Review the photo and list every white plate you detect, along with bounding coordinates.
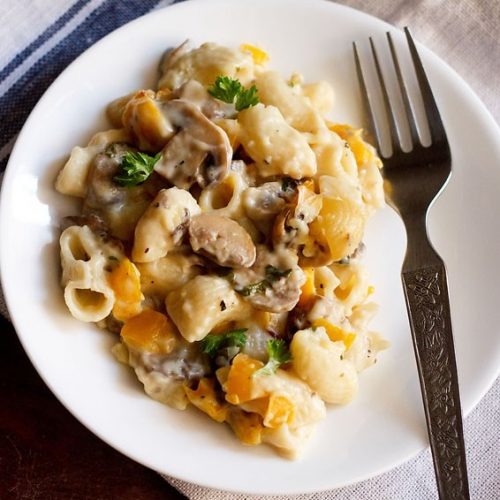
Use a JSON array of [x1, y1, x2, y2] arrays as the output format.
[[1, 0, 499, 495]]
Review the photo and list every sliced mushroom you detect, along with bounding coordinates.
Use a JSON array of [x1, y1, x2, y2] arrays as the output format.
[[232, 245, 306, 313], [82, 143, 166, 241], [242, 181, 295, 235], [272, 181, 322, 247], [188, 213, 256, 268], [243, 182, 286, 218], [132, 187, 201, 263], [154, 99, 232, 189], [170, 79, 230, 119]]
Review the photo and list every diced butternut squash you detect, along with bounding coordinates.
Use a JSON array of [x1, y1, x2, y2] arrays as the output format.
[[121, 309, 177, 354], [264, 394, 295, 429], [122, 90, 174, 152], [240, 44, 269, 65], [225, 354, 264, 405], [227, 409, 263, 446], [312, 318, 356, 350], [254, 310, 271, 330], [298, 267, 316, 307], [243, 395, 295, 429], [108, 258, 143, 321], [184, 378, 228, 423], [328, 123, 381, 169]]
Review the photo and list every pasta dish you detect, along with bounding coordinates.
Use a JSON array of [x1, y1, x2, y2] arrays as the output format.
[[55, 41, 388, 458]]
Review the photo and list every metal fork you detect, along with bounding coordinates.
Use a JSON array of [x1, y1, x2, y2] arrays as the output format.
[[353, 28, 470, 500]]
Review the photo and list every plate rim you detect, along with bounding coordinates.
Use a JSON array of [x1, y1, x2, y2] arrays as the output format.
[[1, 0, 500, 494]]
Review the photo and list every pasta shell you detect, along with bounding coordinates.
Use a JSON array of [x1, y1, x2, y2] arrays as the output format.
[[309, 197, 366, 262]]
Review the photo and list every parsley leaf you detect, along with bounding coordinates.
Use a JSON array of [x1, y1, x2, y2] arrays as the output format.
[[113, 151, 161, 187], [265, 265, 292, 281], [208, 76, 259, 111], [236, 266, 292, 297], [255, 339, 292, 376], [208, 76, 243, 103], [235, 84, 259, 111], [237, 280, 269, 297], [201, 329, 248, 358]]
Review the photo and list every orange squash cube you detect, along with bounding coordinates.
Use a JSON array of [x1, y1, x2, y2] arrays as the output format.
[[225, 354, 264, 405], [120, 309, 177, 354], [184, 378, 228, 423], [108, 258, 143, 321]]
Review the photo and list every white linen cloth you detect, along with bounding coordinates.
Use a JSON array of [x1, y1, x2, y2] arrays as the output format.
[[1, 1, 498, 498]]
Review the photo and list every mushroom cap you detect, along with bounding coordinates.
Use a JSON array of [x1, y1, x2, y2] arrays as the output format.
[[154, 99, 232, 189], [188, 213, 256, 268], [232, 245, 306, 313]]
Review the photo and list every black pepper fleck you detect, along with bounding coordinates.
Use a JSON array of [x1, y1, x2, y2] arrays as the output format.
[[220, 300, 226, 311]]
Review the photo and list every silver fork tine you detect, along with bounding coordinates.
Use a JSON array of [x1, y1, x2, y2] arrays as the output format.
[[369, 36, 402, 155], [353, 28, 470, 500], [404, 27, 447, 145], [352, 42, 383, 153], [387, 31, 420, 148]]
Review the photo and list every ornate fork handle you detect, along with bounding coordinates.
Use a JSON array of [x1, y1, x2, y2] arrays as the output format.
[[402, 256, 470, 500]]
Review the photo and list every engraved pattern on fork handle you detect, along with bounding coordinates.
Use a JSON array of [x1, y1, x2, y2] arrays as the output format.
[[402, 263, 470, 500]]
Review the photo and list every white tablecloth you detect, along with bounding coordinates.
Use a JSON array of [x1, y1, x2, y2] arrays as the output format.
[[1, 1, 498, 498]]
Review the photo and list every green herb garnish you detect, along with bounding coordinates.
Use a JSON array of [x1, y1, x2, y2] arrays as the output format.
[[237, 266, 292, 297], [235, 84, 259, 111], [255, 339, 292, 376], [113, 151, 161, 187], [201, 329, 248, 358], [265, 265, 292, 280], [208, 76, 259, 111], [238, 280, 269, 297]]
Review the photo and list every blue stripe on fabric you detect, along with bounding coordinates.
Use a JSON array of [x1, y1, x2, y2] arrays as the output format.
[[0, 0, 91, 84], [0, 0, 183, 168]]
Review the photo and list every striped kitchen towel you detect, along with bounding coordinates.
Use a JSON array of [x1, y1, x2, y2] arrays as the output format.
[[0, 0, 183, 172]]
